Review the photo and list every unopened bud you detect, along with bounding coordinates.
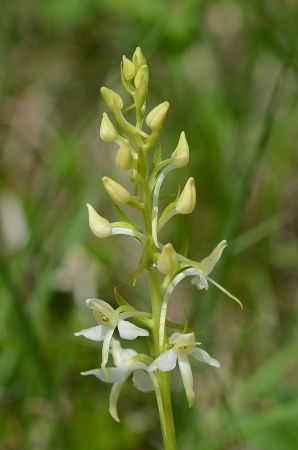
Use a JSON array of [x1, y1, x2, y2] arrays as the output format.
[[134, 65, 148, 88], [102, 176, 130, 205], [134, 64, 149, 108], [132, 47, 146, 70], [146, 102, 169, 130], [115, 141, 134, 171], [176, 177, 196, 214], [171, 131, 189, 168], [100, 87, 123, 111], [86, 203, 112, 238], [100, 113, 117, 142], [122, 56, 136, 80], [157, 243, 179, 275]]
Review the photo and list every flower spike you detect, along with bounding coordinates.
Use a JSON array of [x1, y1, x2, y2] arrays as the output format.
[[77, 47, 242, 441]]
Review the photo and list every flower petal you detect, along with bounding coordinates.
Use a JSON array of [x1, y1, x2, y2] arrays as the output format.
[[199, 240, 227, 275], [118, 319, 149, 340], [177, 353, 195, 408], [159, 267, 200, 349], [74, 325, 108, 341], [101, 327, 115, 369], [132, 369, 154, 392], [109, 379, 127, 422], [206, 276, 243, 308], [81, 367, 128, 383], [191, 348, 220, 368], [149, 349, 177, 372], [111, 338, 137, 367]]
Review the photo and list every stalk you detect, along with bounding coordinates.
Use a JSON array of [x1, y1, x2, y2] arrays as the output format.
[[142, 163, 177, 449]]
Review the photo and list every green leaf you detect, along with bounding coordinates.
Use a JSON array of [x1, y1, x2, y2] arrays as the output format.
[[179, 239, 189, 257], [114, 205, 135, 226], [128, 238, 151, 285], [114, 287, 130, 307]]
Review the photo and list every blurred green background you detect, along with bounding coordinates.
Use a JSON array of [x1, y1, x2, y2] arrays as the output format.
[[1, 0, 298, 449]]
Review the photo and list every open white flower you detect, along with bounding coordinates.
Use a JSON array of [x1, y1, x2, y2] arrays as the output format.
[[149, 332, 219, 407], [159, 240, 242, 348], [75, 299, 149, 369], [81, 339, 154, 421]]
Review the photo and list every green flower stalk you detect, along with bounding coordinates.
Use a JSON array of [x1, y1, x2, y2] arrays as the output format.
[[75, 47, 242, 450]]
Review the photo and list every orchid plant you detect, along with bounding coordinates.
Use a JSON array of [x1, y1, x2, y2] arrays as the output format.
[[75, 47, 242, 450]]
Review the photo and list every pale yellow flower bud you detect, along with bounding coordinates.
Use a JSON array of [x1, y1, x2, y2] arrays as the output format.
[[100, 113, 117, 142], [157, 243, 179, 275], [102, 176, 130, 205], [132, 47, 146, 70], [176, 177, 196, 214], [100, 87, 123, 111], [146, 101, 169, 130], [171, 131, 189, 168], [115, 141, 134, 171], [134, 64, 148, 88], [86, 203, 112, 238], [134, 64, 149, 108], [122, 55, 136, 80]]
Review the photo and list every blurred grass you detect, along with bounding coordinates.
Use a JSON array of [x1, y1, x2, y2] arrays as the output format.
[[1, 0, 298, 449]]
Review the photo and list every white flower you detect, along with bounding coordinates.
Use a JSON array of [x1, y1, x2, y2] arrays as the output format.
[[149, 332, 219, 407], [158, 240, 242, 348], [75, 299, 149, 369], [81, 339, 154, 422]]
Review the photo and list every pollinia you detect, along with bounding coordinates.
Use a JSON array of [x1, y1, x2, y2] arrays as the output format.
[[75, 47, 242, 450]]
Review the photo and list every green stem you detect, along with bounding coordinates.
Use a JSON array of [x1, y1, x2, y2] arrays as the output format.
[[142, 164, 177, 450], [149, 270, 177, 450]]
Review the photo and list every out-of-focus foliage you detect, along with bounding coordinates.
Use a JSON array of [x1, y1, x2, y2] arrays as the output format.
[[0, 0, 297, 449]]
